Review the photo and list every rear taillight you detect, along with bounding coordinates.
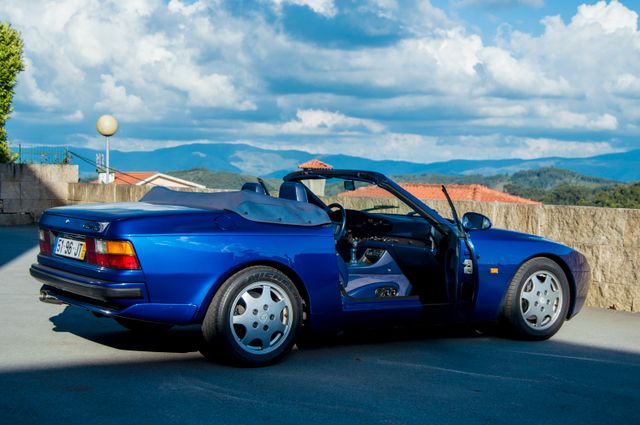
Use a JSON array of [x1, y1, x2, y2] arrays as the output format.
[[85, 238, 140, 270], [38, 229, 52, 255]]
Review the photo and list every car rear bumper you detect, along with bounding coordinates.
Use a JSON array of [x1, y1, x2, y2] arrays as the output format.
[[30, 263, 198, 325], [30, 263, 144, 301]]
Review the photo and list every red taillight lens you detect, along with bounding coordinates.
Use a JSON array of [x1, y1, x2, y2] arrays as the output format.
[[85, 238, 140, 270], [39, 229, 52, 255]]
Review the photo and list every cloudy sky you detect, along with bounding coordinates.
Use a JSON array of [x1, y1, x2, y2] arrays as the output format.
[[2, 0, 639, 163]]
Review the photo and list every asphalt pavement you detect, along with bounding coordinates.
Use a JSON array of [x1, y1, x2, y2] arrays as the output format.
[[1, 225, 639, 425]]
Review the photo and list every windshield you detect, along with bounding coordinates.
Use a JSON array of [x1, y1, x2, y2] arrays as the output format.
[[298, 177, 419, 216]]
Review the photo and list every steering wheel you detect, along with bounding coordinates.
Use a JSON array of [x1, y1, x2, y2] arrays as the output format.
[[325, 203, 347, 240]]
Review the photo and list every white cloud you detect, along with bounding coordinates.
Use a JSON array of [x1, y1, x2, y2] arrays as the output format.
[[20, 57, 59, 108], [63, 110, 84, 122], [94, 75, 150, 122], [268, 0, 337, 17], [511, 138, 621, 159], [571, 0, 637, 33], [454, 0, 544, 7], [3, 0, 638, 163], [281, 109, 385, 133], [247, 109, 385, 135]]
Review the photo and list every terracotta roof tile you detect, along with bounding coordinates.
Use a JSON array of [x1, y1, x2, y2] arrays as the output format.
[[113, 172, 158, 185], [298, 159, 333, 169], [339, 183, 541, 204]]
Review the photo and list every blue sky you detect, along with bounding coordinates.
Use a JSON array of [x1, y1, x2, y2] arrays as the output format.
[[2, 0, 640, 164]]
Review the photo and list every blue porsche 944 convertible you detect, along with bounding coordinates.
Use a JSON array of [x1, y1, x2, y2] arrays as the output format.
[[31, 169, 590, 365]]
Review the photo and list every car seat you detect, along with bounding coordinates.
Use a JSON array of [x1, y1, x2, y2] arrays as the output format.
[[241, 182, 267, 195], [278, 182, 308, 202]]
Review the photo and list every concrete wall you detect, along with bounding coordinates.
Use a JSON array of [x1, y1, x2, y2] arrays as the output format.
[[324, 196, 640, 312], [0, 164, 78, 225]]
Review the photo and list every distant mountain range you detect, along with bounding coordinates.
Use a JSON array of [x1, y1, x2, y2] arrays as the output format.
[[61, 143, 640, 181]]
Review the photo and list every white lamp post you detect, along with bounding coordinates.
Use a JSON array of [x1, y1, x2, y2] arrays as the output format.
[[96, 115, 119, 184]]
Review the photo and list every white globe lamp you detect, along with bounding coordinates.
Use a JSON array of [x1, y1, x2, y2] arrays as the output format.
[[96, 115, 119, 184]]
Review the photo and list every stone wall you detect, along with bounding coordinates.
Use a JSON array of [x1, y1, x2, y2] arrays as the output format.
[[0, 164, 78, 225], [43, 182, 640, 312], [324, 196, 639, 312], [67, 182, 230, 204]]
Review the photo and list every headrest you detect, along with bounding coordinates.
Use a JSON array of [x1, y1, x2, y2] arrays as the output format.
[[279, 181, 308, 202], [241, 182, 267, 195]]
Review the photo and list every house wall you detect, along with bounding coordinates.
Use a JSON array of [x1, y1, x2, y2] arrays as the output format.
[[144, 176, 202, 188], [0, 164, 78, 225]]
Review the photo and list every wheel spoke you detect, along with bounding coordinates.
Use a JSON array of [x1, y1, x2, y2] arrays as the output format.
[[260, 332, 273, 349], [270, 318, 286, 335], [241, 326, 261, 345], [232, 310, 253, 327], [259, 284, 274, 305], [241, 292, 259, 312], [521, 288, 536, 304]]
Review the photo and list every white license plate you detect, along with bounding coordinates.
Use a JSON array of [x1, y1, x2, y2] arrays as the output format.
[[54, 237, 86, 260]]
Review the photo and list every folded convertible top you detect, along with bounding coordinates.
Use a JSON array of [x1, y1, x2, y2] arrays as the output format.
[[140, 186, 331, 226]]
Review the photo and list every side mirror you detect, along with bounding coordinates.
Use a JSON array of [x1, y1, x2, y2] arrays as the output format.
[[462, 212, 492, 231], [343, 180, 356, 191]]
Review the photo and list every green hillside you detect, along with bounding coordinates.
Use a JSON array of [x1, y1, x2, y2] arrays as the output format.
[[393, 167, 616, 190], [166, 168, 280, 192]]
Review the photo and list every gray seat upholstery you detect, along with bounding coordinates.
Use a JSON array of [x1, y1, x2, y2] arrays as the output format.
[[241, 182, 266, 195], [279, 182, 308, 202]]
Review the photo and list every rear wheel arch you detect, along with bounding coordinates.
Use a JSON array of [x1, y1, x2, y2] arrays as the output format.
[[200, 264, 304, 365], [197, 260, 310, 323]]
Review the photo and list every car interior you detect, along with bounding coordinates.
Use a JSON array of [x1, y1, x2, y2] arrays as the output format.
[[241, 179, 450, 304]]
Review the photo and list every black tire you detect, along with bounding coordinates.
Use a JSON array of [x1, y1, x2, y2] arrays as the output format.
[[501, 257, 570, 340], [200, 266, 303, 366], [114, 317, 173, 333]]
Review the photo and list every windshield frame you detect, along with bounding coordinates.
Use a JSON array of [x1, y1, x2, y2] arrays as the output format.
[[283, 169, 455, 235]]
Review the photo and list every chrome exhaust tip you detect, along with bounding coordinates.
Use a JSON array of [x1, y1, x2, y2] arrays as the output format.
[[39, 291, 64, 305]]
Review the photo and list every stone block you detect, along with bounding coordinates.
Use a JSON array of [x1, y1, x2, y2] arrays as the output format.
[[20, 198, 53, 216], [19, 181, 42, 200], [540, 205, 626, 247], [39, 181, 69, 201], [622, 209, 640, 248], [0, 213, 34, 226], [588, 281, 639, 312], [2, 198, 22, 213], [605, 248, 640, 286], [0, 181, 21, 199]]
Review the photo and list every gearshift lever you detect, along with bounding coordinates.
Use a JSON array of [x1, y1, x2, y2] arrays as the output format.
[[349, 238, 359, 265]]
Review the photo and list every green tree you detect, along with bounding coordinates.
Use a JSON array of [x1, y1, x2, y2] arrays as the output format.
[[0, 22, 24, 163]]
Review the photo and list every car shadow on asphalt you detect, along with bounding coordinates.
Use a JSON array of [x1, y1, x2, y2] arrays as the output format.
[[5, 314, 640, 425], [49, 304, 494, 356], [49, 306, 203, 353]]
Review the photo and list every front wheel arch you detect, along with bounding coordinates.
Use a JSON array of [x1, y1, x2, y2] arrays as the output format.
[[514, 254, 576, 320], [500, 256, 571, 340]]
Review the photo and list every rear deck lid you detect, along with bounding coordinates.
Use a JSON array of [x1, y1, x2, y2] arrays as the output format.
[[40, 202, 210, 235]]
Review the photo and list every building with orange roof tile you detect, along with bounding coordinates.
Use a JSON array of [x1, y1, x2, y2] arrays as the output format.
[[340, 183, 540, 204], [93, 172, 205, 189], [298, 159, 333, 196], [298, 159, 333, 170]]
